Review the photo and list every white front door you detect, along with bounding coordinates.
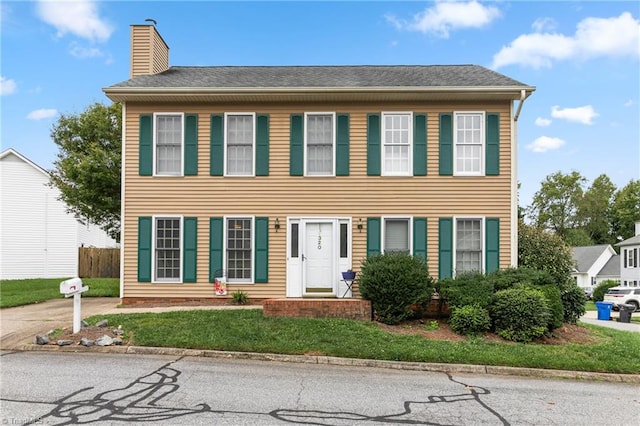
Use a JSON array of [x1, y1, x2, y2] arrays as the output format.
[[303, 221, 334, 294]]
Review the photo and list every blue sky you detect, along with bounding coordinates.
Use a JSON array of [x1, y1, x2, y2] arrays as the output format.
[[1, 0, 638, 207]]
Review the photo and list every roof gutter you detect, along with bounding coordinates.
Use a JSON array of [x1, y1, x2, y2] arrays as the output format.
[[513, 89, 531, 122]]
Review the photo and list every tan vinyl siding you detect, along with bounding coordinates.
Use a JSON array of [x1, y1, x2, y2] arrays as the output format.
[[130, 26, 169, 78], [122, 102, 513, 299]]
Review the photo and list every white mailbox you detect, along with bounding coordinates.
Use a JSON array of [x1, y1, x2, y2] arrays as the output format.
[[60, 278, 84, 295]]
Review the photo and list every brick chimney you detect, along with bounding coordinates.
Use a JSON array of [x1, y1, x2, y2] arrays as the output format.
[[130, 24, 169, 78]]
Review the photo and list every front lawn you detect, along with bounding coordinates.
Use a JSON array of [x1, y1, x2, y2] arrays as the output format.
[[86, 309, 640, 374], [0, 278, 119, 308]]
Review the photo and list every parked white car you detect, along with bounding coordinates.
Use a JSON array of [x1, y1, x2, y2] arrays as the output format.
[[603, 287, 640, 312]]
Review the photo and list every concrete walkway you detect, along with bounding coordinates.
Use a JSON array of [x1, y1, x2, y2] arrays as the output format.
[[578, 309, 640, 333]]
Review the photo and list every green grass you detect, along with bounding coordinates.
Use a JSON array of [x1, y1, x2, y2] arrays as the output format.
[[86, 309, 640, 374], [0, 278, 119, 308], [585, 301, 596, 311]]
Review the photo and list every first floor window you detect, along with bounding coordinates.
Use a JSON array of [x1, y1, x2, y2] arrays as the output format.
[[155, 217, 181, 281], [227, 218, 252, 282], [456, 218, 482, 273], [383, 218, 410, 253], [382, 112, 411, 175], [454, 112, 484, 175], [155, 114, 183, 175], [226, 114, 254, 176], [306, 113, 334, 175]]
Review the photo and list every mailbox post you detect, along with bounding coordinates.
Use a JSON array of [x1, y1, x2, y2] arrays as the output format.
[[60, 278, 89, 334]]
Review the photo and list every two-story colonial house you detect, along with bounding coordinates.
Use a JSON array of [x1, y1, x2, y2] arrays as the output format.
[[103, 24, 535, 305]]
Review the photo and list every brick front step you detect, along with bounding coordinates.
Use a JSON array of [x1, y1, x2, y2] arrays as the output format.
[[263, 298, 372, 321]]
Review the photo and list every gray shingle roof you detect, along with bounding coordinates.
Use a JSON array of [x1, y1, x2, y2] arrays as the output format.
[[598, 255, 620, 277], [108, 65, 530, 89], [572, 245, 613, 273], [616, 234, 640, 247]]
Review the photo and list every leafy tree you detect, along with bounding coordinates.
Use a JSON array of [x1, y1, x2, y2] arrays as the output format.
[[527, 171, 585, 239], [610, 180, 640, 241], [563, 228, 593, 247], [49, 102, 122, 241], [578, 174, 616, 244], [518, 220, 574, 285]]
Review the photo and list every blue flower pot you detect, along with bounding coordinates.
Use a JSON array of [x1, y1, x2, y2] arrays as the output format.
[[341, 271, 356, 280]]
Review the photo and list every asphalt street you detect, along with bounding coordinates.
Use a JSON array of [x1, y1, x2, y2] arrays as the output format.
[[1, 351, 638, 425]]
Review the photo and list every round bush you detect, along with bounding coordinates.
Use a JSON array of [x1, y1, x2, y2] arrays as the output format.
[[491, 287, 550, 343], [449, 305, 491, 336], [537, 285, 564, 330], [488, 267, 554, 291], [592, 280, 619, 302], [558, 280, 587, 323], [440, 272, 494, 309], [359, 253, 434, 325]]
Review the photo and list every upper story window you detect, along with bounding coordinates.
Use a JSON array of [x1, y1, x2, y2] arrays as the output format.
[[382, 112, 412, 176], [454, 112, 485, 176], [154, 113, 183, 176], [624, 248, 638, 268], [383, 217, 411, 254], [225, 113, 255, 176], [455, 217, 483, 274], [305, 113, 335, 176]]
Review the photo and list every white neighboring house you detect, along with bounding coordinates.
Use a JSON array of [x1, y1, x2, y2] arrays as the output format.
[[0, 149, 118, 280], [616, 222, 640, 287], [571, 244, 619, 292]]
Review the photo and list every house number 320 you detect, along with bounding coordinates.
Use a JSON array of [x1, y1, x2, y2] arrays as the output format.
[[317, 234, 322, 250]]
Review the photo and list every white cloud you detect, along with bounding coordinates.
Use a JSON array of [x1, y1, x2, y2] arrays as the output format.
[[27, 109, 58, 120], [492, 12, 640, 68], [535, 117, 552, 127], [526, 136, 565, 153], [69, 42, 103, 59], [0, 76, 17, 95], [551, 105, 599, 125], [531, 17, 557, 33], [386, 0, 501, 38], [624, 99, 635, 107], [36, 0, 113, 42]]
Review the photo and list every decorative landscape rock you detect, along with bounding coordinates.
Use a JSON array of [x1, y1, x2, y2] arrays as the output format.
[[35, 335, 49, 345], [80, 338, 94, 347], [95, 335, 113, 346], [95, 320, 109, 328], [56, 340, 73, 346], [112, 338, 123, 345], [113, 329, 124, 336]]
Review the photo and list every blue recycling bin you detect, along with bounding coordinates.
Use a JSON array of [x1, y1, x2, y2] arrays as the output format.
[[595, 301, 613, 320]]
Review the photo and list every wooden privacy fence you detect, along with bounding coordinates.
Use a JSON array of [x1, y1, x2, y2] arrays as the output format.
[[78, 247, 120, 278]]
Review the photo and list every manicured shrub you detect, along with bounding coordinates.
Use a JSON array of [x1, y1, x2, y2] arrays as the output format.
[[449, 305, 491, 336], [359, 253, 434, 325], [518, 221, 574, 285], [537, 285, 564, 330], [592, 280, 620, 302], [488, 267, 555, 291], [440, 272, 494, 309], [491, 287, 550, 343], [558, 280, 587, 323]]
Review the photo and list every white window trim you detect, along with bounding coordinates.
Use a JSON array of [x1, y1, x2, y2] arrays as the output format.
[[303, 112, 336, 177], [153, 112, 184, 177], [223, 215, 255, 284], [381, 216, 413, 254], [453, 111, 485, 177], [224, 112, 256, 177], [152, 215, 183, 284], [453, 216, 485, 277], [381, 111, 413, 177]]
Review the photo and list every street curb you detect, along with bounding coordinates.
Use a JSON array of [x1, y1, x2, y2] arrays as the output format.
[[11, 343, 640, 384]]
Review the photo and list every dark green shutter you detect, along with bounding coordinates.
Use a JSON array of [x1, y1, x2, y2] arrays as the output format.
[[183, 217, 197, 282], [367, 114, 381, 176], [139, 115, 153, 176], [413, 113, 427, 176], [438, 218, 453, 279], [413, 217, 427, 261], [209, 217, 223, 281], [486, 113, 500, 176], [184, 114, 198, 176], [210, 114, 224, 176], [485, 218, 500, 273], [137, 217, 152, 282], [256, 114, 270, 176], [336, 113, 350, 176], [366, 217, 381, 257], [255, 217, 269, 283], [439, 113, 453, 176], [290, 114, 304, 176]]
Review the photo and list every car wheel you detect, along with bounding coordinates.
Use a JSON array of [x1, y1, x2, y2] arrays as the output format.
[[628, 301, 639, 312]]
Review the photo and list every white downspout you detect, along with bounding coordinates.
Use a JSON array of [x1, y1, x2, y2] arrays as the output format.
[[119, 102, 126, 300], [511, 89, 529, 267]]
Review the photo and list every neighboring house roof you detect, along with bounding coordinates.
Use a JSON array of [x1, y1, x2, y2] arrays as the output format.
[[572, 245, 615, 273], [0, 148, 49, 176], [616, 235, 640, 247], [597, 255, 620, 277], [104, 65, 536, 103]]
